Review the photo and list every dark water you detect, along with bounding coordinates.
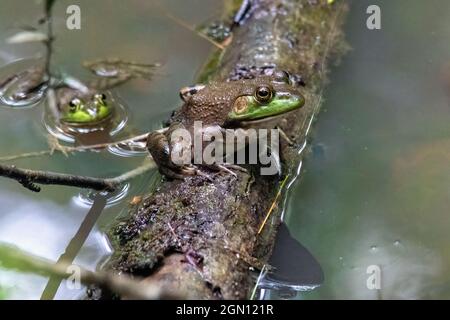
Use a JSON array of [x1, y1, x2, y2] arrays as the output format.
[[0, 0, 449, 299], [284, 0, 450, 299]]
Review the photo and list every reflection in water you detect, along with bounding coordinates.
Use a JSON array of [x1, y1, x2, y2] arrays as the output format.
[[0, 192, 112, 299], [258, 223, 324, 295], [41, 194, 107, 300], [76, 183, 130, 208]]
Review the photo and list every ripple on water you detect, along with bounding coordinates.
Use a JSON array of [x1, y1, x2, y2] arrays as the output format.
[[74, 183, 130, 208], [107, 139, 148, 157], [43, 91, 129, 143], [0, 58, 47, 108]]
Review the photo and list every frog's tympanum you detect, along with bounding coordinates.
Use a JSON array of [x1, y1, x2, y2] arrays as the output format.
[[147, 70, 305, 179]]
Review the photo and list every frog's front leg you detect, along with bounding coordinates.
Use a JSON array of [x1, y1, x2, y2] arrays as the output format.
[[83, 59, 159, 81], [147, 122, 199, 180], [197, 125, 249, 177]]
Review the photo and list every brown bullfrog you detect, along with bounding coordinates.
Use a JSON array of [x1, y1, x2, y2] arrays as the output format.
[[147, 70, 305, 179]]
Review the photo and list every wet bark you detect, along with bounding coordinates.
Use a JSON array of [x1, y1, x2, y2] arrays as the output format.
[[101, 0, 348, 300]]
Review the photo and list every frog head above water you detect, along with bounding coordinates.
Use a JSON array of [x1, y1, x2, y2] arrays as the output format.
[[60, 93, 113, 125]]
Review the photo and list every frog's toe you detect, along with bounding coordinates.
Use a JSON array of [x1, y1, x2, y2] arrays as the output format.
[[158, 166, 188, 180], [159, 164, 211, 181], [277, 126, 299, 148], [210, 163, 247, 178], [179, 165, 213, 182]]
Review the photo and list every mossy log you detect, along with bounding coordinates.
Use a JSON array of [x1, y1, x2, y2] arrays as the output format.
[[102, 0, 348, 299]]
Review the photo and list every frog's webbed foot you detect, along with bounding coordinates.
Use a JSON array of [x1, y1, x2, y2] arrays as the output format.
[[276, 126, 299, 148], [159, 162, 214, 182], [207, 163, 248, 178], [158, 163, 195, 180], [0, 74, 19, 92]]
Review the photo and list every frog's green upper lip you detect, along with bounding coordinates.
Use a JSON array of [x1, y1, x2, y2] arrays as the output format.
[[237, 109, 300, 126], [228, 91, 304, 121]]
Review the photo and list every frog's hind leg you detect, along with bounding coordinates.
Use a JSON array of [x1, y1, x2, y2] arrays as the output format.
[[129, 63, 161, 80], [84, 58, 160, 82]]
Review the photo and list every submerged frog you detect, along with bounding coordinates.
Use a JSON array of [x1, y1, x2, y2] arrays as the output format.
[[147, 71, 305, 179], [0, 59, 158, 126], [58, 59, 158, 126]]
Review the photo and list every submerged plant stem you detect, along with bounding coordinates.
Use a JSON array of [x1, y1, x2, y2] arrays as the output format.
[[0, 243, 175, 299]]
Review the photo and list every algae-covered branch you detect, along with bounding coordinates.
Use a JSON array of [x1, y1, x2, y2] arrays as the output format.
[[100, 0, 348, 300]]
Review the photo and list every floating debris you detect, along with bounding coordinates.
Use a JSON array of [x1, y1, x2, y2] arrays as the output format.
[[6, 31, 48, 44]]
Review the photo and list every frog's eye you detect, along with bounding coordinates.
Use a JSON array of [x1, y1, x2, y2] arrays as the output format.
[[255, 86, 273, 103], [273, 70, 291, 84], [69, 99, 81, 112], [94, 93, 107, 101]]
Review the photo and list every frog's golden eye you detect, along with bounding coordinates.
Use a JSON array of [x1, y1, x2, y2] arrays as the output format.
[[255, 86, 273, 103]]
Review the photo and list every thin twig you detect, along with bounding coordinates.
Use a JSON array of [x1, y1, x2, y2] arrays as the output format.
[[0, 159, 155, 192], [0, 150, 52, 162], [0, 243, 177, 299], [257, 174, 290, 234], [104, 160, 156, 185], [0, 132, 150, 162], [154, 1, 225, 50]]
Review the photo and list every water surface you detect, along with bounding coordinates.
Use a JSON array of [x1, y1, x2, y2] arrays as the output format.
[[284, 0, 450, 299]]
